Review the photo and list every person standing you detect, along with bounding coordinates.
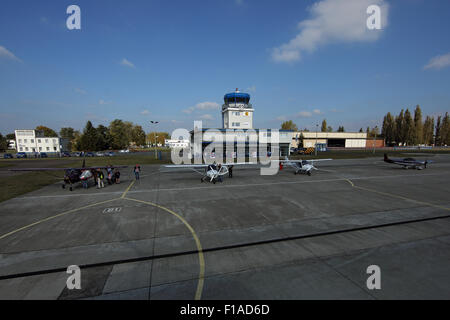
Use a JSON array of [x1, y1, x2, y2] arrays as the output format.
[[134, 165, 141, 180], [97, 169, 104, 188], [228, 165, 233, 178], [114, 169, 121, 184]]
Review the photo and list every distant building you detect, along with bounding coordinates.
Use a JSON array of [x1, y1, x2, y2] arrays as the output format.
[[292, 132, 368, 149], [15, 129, 68, 153]]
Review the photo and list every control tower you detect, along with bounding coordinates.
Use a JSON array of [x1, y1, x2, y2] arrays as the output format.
[[222, 88, 254, 129]]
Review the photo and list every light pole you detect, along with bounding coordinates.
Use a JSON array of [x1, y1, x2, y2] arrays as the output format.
[[372, 126, 378, 154], [315, 123, 318, 156], [150, 120, 159, 159]]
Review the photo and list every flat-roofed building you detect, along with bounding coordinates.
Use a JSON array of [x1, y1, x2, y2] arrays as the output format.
[[15, 129, 67, 154], [292, 131, 368, 149]]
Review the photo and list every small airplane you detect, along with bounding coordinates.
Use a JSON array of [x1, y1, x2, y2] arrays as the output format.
[[383, 153, 431, 170], [164, 162, 255, 183], [9, 158, 128, 190], [275, 157, 333, 175]]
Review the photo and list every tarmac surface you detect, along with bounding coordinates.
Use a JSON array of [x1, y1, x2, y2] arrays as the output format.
[[0, 154, 449, 299]]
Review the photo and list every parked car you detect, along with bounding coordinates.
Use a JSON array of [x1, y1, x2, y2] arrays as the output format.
[[72, 152, 81, 157], [3, 153, 13, 159], [61, 152, 71, 157], [85, 152, 95, 157], [119, 149, 130, 153], [40, 152, 48, 158], [95, 152, 105, 157], [106, 151, 115, 157], [16, 152, 27, 158]]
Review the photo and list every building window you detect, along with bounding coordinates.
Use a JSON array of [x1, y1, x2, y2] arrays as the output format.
[[31, 139, 34, 143], [53, 139, 57, 144], [24, 139, 27, 143], [45, 139, 48, 143], [38, 139, 41, 143], [18, 139, 22, 143], [39, 147, 42, 151], [25, 147, 28, 151], [54, 147, 57, 151], [235, 122, 240, 127], [47, 147, 50, 151], [19, 147, 23, 151]]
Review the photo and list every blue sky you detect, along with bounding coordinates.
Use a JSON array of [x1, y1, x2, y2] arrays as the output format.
[[1, 0, 450, 135]]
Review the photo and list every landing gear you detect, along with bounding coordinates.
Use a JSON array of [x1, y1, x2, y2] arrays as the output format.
[[201, 177, 204, 183], [62, 184, 65, 189], [69, 186, 73, 191], [294, 171, 297, 175], [213, 179, 216, 184]]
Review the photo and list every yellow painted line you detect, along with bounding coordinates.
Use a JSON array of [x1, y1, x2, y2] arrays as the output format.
[[0, 198, 117, 241], [124, 197, 205, 300], [121, 180, 135, 198], [345, 178, 450, 212]]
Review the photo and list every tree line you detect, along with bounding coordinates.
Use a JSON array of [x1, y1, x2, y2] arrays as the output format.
[[381, 106, 450, 146], [1, 121, 171, 152]]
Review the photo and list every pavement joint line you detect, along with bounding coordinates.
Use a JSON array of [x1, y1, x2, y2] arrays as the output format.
[[345, 179, 450, 212], [121, 180, 135, 198], [12, 172, 450, 200]]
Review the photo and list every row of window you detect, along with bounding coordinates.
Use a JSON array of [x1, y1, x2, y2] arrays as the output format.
[[17, 138, 58, 144], [226, 97, 250, 104], [18, 146, 58, 151], [232, 122, 241, 127]]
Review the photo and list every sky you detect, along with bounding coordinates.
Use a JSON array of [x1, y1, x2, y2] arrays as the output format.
[[1, 0, 450, 136]]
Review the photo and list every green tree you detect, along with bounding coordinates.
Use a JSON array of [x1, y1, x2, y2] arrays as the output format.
[[413, 105, 423, 145], [395, 109, 405, 145], [6, 133, 15, 140], [441, 112, 450, 145], [337, 126, 345, 132], [321, 119, 327, 132], [96, 125, 112, 150], [327, 126, 333, 132], [0, 133, 8, 151], [435, 116, 442, 145], [281, 120, 298, 131], [60, 127, 75, 151], [109, 119, 129, 149], [359, 128, 363, 133], [147, 132, 169, 146], [423, 116, 434, 145], [79, 121, 100, 151], [131, 125, 146, 147], [404, 109, 415, 145], [382, 112, 395, 145], [36, 125, 58, 137], [73, 130, 82, 151]]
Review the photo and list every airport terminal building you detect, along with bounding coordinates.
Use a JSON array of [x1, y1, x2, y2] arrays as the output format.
[[190, 89, 293, 158], [14, 129, 69, 154], [292, 131, 368, 149]]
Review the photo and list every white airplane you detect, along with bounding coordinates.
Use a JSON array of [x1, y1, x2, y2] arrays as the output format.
[[164, 162, 255, 183], [276, 157, 332, 175]]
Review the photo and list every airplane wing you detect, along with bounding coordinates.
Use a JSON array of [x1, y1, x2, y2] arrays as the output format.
[[277, 159, 332, 163], [164, 164, 208, 168], [9, 165, 128, 172]]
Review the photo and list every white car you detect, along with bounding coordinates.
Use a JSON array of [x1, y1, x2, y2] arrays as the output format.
[[119, 149, 130, 153], [95, 152, 105, 157]]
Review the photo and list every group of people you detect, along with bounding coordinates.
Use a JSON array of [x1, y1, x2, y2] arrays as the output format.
[[80, 166, 121, 189]]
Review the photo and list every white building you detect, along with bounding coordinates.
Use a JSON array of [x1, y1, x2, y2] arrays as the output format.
[[165, 139, 190, 149], [222, 89, 254, 129], [15, 129, 64, 153], [292, 131, 368, 149]]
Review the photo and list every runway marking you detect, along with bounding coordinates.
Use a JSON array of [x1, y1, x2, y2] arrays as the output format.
[[121, 180, 135, 198], [0, 198, 117, 241], [345, 179, 450, 212], [123, 197, 205, 300], [12, 172, 450, 200]]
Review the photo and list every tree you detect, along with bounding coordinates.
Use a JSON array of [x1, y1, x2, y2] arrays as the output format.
[[297, 132, 305, 148], [337, 126, 345, 132], [404, 109, 415, 145], [79, 121, 100, 151], [413, 105, 423, 145], [395, 109, 405, 145], [36, 125, 58, 137], [0, 133, 8, 151], [359, 128, 363, 133], [73, 130, 82, 151], [435, 116, 442, 145], [130, 125, 146, 147], [6, 133, 15, 140], [423, 116, 434, 145], [60, 127, 76, 151], [147, 132, 169, 146], [321, 119, 327, 132], [281, 120, 298, 131], [327, 126, 333, 132], [96, 125, 112, 150], [382, 112, 395, 145], [109, 119, 129, 149], [441, 112, 450, 145]]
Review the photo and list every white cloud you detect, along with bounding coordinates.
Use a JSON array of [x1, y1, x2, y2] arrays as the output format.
[[313, 109, 322, 115], [0, 46, 22, 62], [276, 115, 287, 121], [246, 85, 256, 93], [200, 114, 214, 120], [182, 101, 220, 114], [423, 53, 450, 70], [74, 88, 86, 95], [140, 110, 150, 115], [120, 58, 135, 68], [99, 99, 111, 105], [271, 0, 388, 63], [296, 111, 313, 118]]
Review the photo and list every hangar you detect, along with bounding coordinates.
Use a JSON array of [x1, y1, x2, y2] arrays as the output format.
[[292, 132, 368, 149]]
